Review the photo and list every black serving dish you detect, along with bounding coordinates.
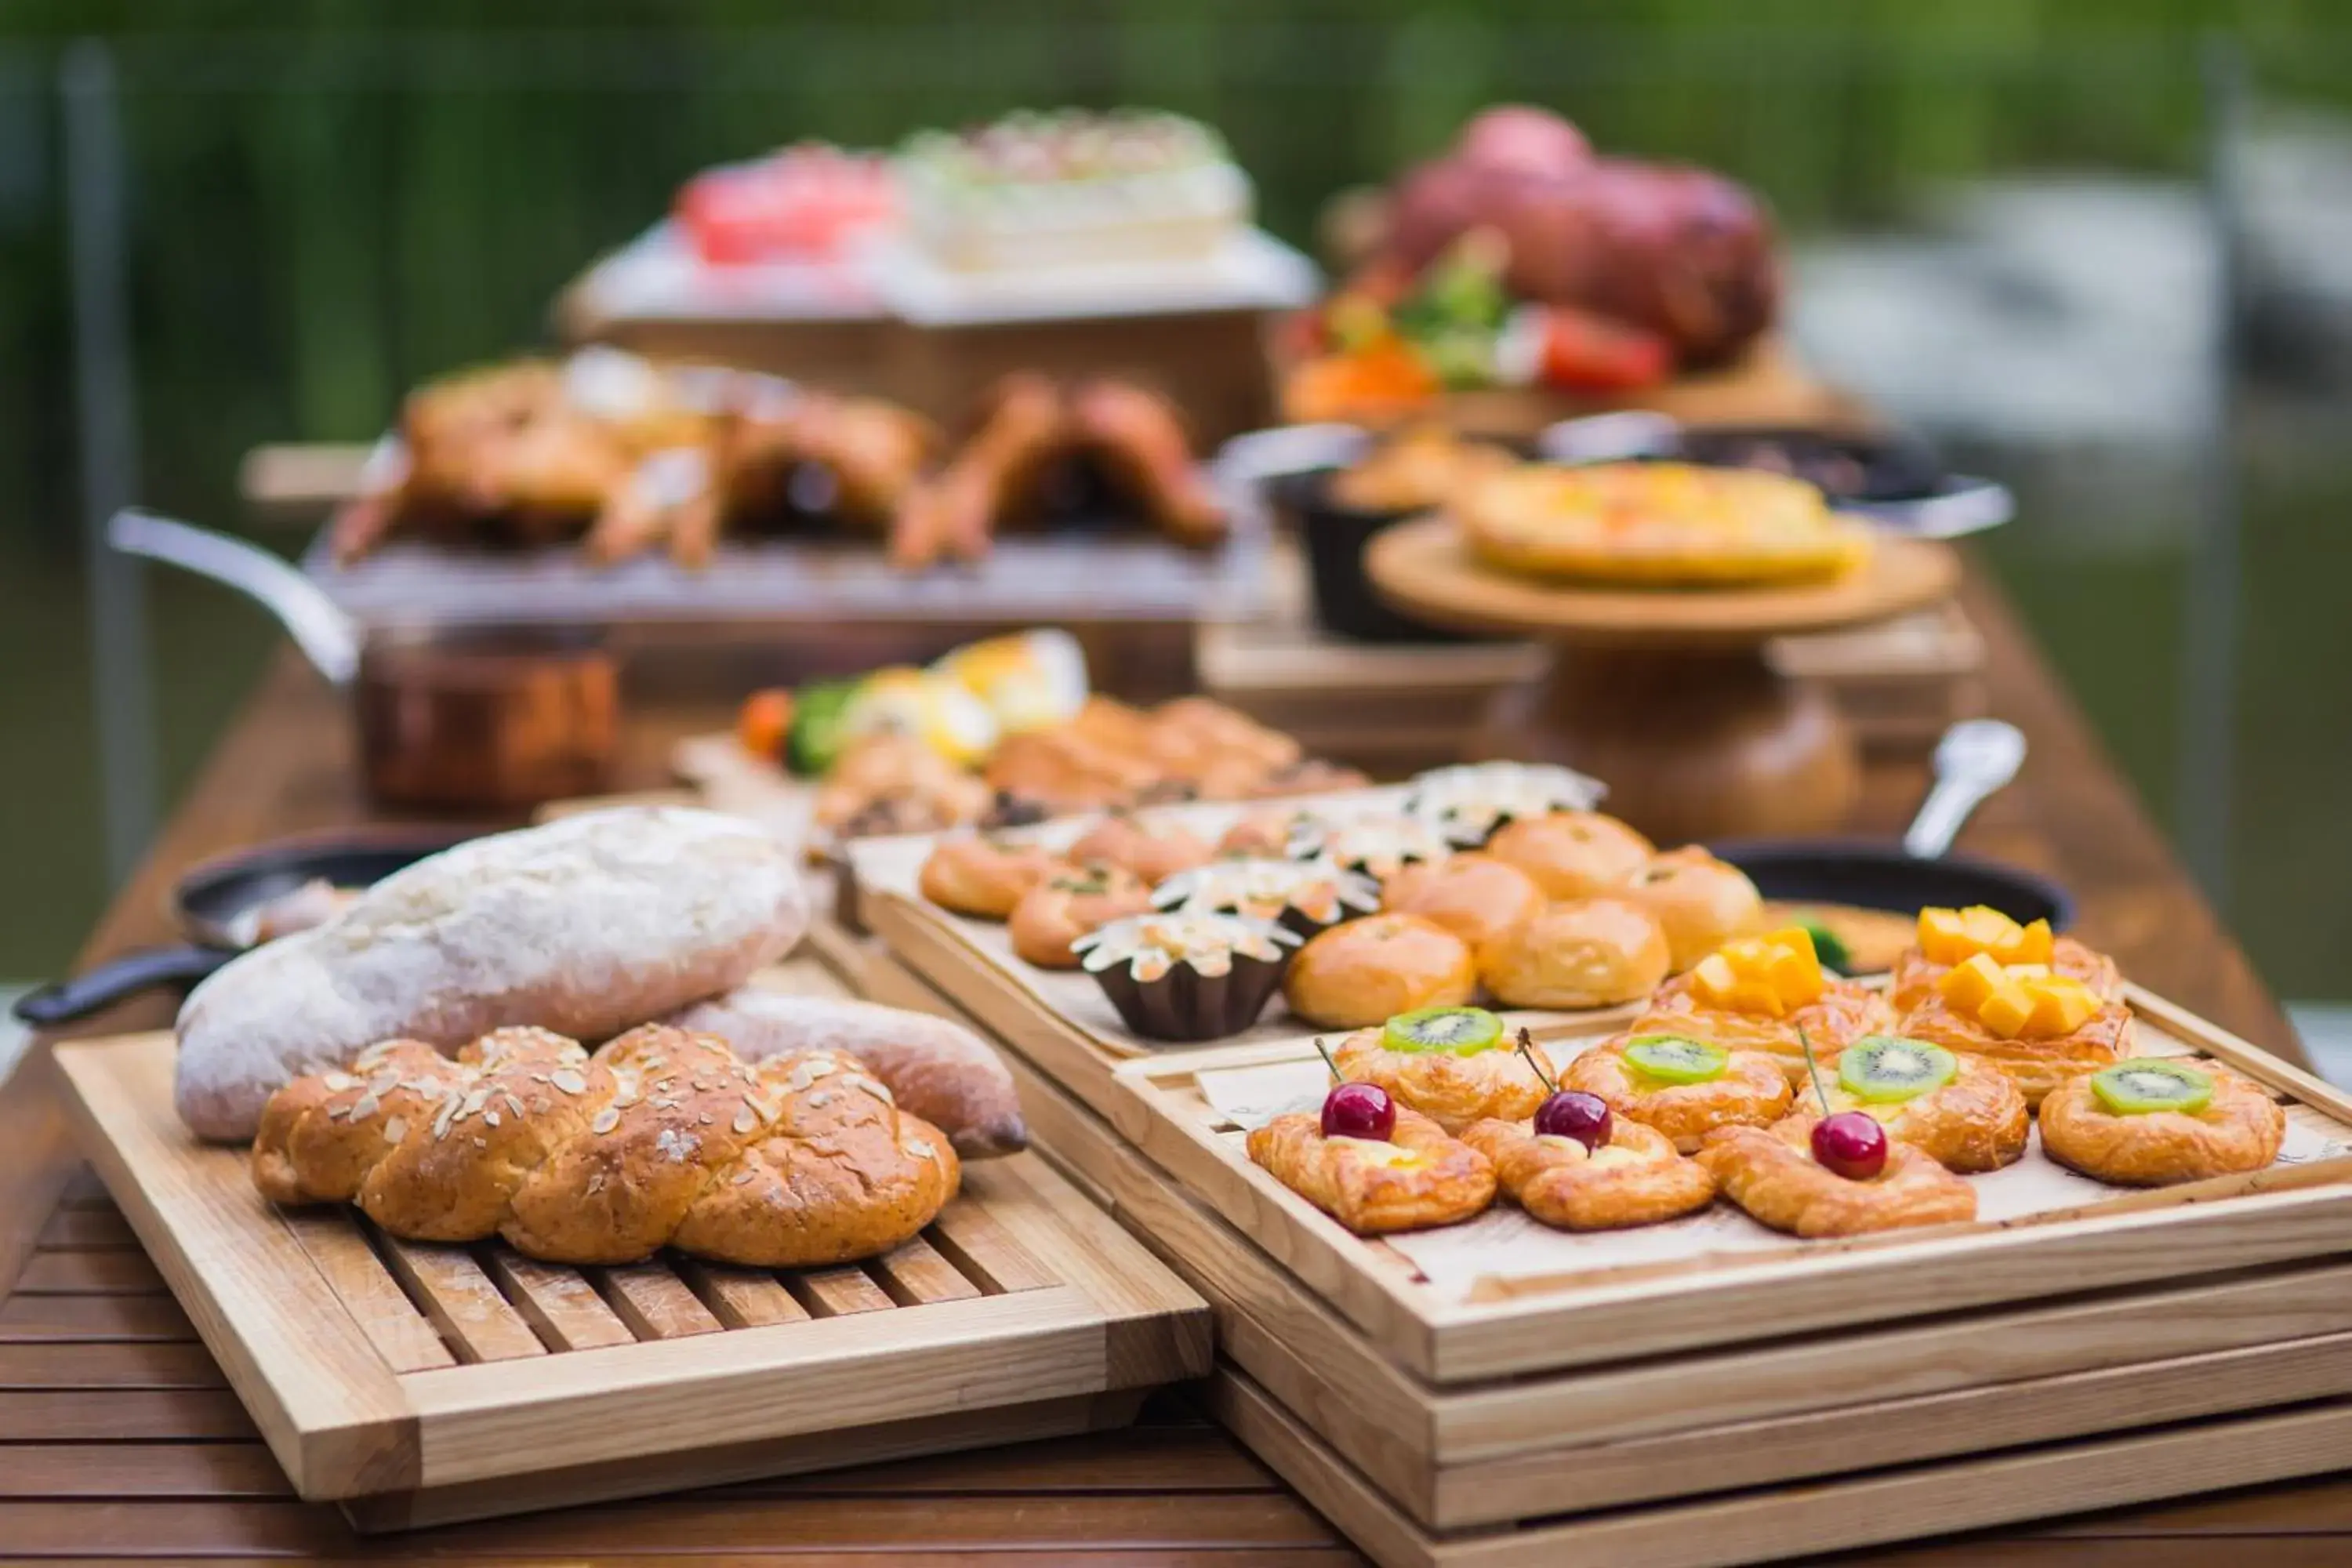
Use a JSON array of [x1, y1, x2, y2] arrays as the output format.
[[1269, 466, 1479, 644]]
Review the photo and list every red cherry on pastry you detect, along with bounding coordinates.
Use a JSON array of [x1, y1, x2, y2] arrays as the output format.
[[1322, 1082, 1398, 1141], [1533, 1090, 1612, 1151], [1811, 1112, 1889, 1181]]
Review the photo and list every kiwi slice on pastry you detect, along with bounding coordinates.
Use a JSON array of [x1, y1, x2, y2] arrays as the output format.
[[2091, 1061, 2215, 1116], [1623, 1034, 1730, 1085], [1381, 1005, 1504, 1056], [1838, 1036, 1958, 1104]]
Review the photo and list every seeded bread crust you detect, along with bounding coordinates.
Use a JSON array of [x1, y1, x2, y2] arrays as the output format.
[[176, 808, 809, 1142], [252, 1024, 958, 1268]]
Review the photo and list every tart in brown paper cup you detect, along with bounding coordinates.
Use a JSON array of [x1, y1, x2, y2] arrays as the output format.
[[1091, 949, 1294, 1043]]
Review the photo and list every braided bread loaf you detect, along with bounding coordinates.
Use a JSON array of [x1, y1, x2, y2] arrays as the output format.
[[252, 1023, 960, 1269]]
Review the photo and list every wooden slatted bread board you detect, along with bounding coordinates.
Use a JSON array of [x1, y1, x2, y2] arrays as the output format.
[[850, 939, 2352, 1558], [50, 949, 1210, 1530]]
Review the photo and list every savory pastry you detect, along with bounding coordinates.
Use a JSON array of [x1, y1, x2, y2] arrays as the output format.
[[1636, 927, 1892, 1086], [1462, 1115, 1716, 1230], [1486, 811, 1655, 900], [1329, 1007, 1555, 1133], [1075, 911, 1299, 1040], [1620, 848, 1765, 972], [917, 833, 1068, 920], [252, 1025, 960, 1268], [1802, 1036, 2028, 1174], [1889, 906, 2122, 1013], [1477, 896, 1671, 1010], [1066, 812, 1214, 886], [1285, 913, 1477, 1030], [176, 808, 810, 1142], [1152, 857, 1379, 938], [1700, 1117, 1976, 1239], [1563, 1031, 1793, 1153], [2038, 1059, 2285, 1186], [1145, 696, 1305, 778], [1457, 462, 1874, 588], [1898, 953, 2135, 1107], [1403, 761, 1606, 847], [1380, 853, 1546, 953], [1006, 864, 1153, 969], [813, 732, 995, 840], [1284, 812, 1454, 883], [1247, 1105, 1495, 1234], [663, 989, 1027, 1159]]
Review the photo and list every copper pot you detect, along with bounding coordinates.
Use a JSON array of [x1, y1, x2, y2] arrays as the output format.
[[111, 510, 619, 809]]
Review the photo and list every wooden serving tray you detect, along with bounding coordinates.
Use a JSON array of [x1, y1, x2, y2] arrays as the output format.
[[1106, 988, 2352, 1385], [49, 983, 1210, 1527], [857, 943, 2352, 1536]]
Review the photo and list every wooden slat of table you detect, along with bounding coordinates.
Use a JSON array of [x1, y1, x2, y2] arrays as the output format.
[[0, 556, 2328, 1565]]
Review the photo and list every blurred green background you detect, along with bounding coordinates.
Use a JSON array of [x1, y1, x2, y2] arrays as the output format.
[[2, 2, 2348, 1011]]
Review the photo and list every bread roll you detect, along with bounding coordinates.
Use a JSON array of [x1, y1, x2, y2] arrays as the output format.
[[176, 808, 808, 1141]]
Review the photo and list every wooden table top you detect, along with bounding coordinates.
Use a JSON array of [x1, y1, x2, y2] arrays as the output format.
[[2, 556, 2337, 1566]]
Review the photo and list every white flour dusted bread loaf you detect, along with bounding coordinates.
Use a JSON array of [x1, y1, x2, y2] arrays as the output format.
[[666, 989, 1028, 1159], [176, 808, 808, 1141]]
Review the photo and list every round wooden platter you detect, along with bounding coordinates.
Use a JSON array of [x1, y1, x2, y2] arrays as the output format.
[[1363, 514, 1961, 651]]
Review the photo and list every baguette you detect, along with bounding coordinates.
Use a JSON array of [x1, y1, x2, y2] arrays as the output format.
[[252, 1024, 958, 1268], [665, 990, 1027, 1159], [178, 808, 808, 1141]]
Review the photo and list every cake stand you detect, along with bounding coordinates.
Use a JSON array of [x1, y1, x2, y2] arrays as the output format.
[[1363, 514, 1962, 842]]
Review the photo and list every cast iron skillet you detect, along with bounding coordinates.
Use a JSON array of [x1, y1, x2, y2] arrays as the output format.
[[1708, 720, 2073, 938], [14, 826, 468, 1028]]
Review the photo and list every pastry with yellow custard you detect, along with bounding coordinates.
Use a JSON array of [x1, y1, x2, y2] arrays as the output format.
[[1247, 1105, 1496, 1234], [2038, 1059, 2285, 1186], [1888, 906, 2122, 1012], [1562, 1029, 1793, 1153], [1462, 1116, 1716, 1230], [1456, 461, 1874, 588], [1635, 927, 1892, 1086], [1700, 1116, 1977, 1238], [1898, 952, 2134, 1107], [1330, 1007, 1556, 1134], [1800, 1035, 2029, 1173]]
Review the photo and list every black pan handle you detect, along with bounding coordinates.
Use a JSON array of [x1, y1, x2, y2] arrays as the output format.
[[12, 945, 237, 1029]]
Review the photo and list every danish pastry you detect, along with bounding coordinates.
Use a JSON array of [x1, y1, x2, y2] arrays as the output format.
[[1379, 853, 1547, 954], [2038, 1059, 2285, 1186], [1563, 1031, 1793, 1152], [1888, 906, 2122, 1012], [1247, 1105, 1496, 1234], [1479, 896, 1672, 1011], [1700, 1117, 1977, 1238], [1620, 848, 1765, 973], [1006, 864, 1153, 969], [1462, 1116, 1716, 1230], [1804, 1036, 2029, 1174], [1637, 928, 1891, 1086], [1486, 811, 1655, 900], [1066, 812, 1214, 886], [1899, 953, 2134, 1106], [1285, 913, 1477, 1030], [1330, 1008, 1556, 1134], [917, 834, 1067, 920]]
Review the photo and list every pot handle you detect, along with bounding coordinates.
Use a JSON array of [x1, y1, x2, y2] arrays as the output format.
[[12, 944, 238, 1029], [109, 509, 361, 687]]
